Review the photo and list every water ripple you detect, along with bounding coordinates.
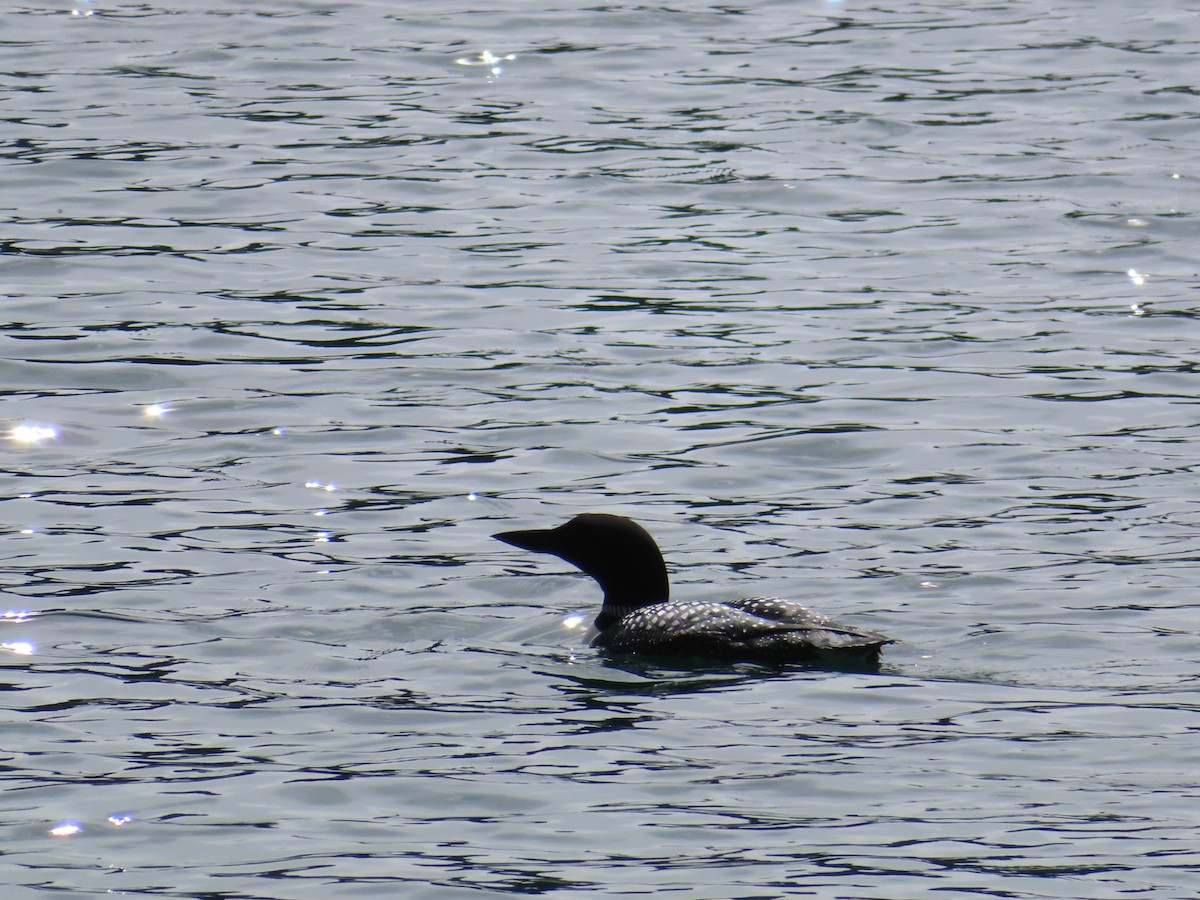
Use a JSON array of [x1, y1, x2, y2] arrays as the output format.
[[4, 1, 1199, 897]]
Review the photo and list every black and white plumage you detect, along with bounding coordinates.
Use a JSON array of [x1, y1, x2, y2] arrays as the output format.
[[493, 513, 893, 666]]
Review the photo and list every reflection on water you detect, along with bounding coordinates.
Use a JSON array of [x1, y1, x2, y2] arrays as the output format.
[[8, 423, 59, 445], [3, 0, 1199, 897]]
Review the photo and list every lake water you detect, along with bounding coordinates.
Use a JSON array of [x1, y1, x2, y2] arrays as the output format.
[[3, 0, 1199, 897]]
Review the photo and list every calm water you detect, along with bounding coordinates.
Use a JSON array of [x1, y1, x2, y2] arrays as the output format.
[[3, 0, 1199, 896]]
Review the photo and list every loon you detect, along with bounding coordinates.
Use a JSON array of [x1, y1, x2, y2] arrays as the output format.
[[493, 513, 893, 665]]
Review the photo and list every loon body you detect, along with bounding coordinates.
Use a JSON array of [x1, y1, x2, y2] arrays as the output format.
[[493, 513, 893, 666]]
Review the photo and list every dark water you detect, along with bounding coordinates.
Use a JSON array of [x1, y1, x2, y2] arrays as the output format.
[[3, 0, 1199, 896]]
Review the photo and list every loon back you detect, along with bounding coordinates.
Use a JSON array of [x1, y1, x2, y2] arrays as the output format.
[[594, 596, 892, 665], [493, 513, 894, 665]]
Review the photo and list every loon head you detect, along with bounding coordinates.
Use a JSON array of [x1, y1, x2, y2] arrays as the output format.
[[493, 513, 670, 630]]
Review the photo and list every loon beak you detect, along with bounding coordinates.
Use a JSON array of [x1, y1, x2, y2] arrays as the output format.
[[493, 527, 560, 554]]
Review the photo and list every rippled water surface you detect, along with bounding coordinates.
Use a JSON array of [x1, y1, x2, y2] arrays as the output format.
[[3, 0, 1199, 896]]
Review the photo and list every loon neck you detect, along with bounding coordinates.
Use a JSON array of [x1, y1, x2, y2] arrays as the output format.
[[595, 592, 667, 631]]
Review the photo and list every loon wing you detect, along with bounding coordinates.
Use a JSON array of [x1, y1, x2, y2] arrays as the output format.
[[722, 596, 832, 625], [723, 596, 892, 644]]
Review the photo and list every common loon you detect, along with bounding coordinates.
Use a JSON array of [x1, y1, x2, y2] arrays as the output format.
[[493, 513, 893, 665]]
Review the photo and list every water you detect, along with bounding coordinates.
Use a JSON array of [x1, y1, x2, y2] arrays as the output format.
[[3, 0, 1199, 896]]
